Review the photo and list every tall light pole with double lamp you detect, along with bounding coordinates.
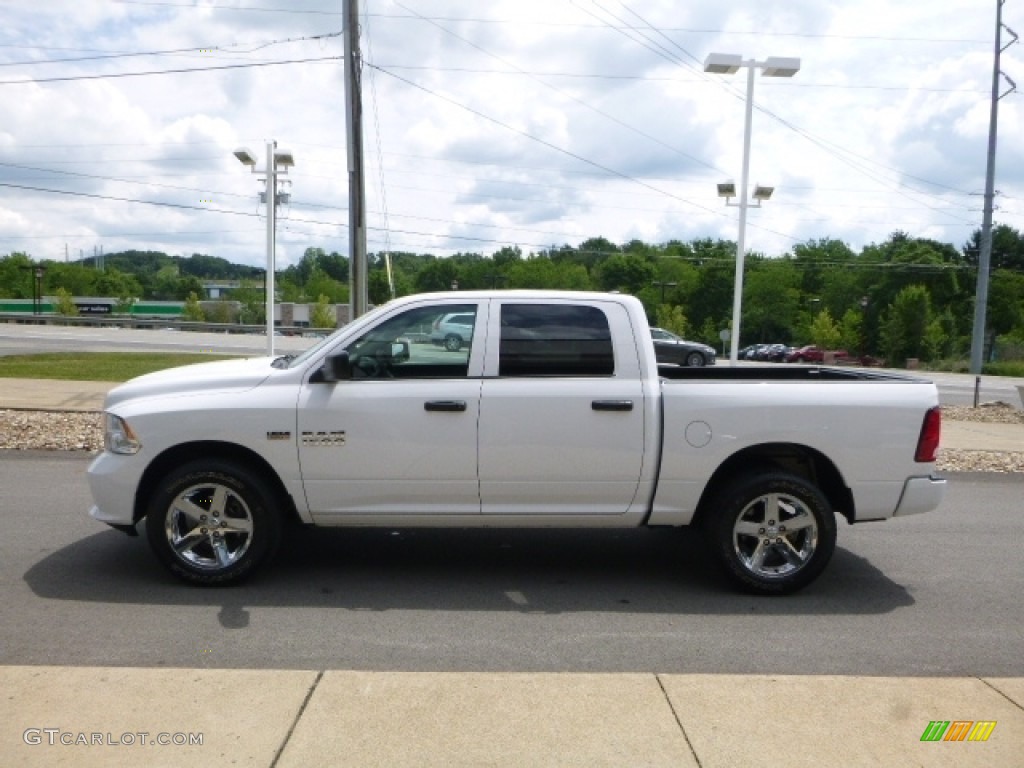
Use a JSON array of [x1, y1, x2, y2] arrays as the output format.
[[235, 142, 294, 356], [704, 53, 800, 364]]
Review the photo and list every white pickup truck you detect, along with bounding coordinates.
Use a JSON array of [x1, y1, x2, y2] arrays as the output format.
[[87, 291, 946, 594]]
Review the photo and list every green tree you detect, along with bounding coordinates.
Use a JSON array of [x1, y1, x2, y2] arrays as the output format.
[[743, 259, 800, 343], [181, 291, 205, 322], [207, 301, 234, 324], [808, 309, 842, 350], [44, 262, 98, 296], [838, 308, 864, 356], [95, 268, 143, 298], [655, 304, 687, 336], [987, 269, 1024, 338], [0, 252, 35, 298], [310, 294, 335, 329], [415, 259, 461, 293], [305, 266, 348, 304], [698, 316, 724, 350], [597, 254, 656, 293], [962, 224, 1024, 270], [152, 265, 183, 300], [234, 285, 266, 325], [879, 285, 932, 364], [504, 257, 591, 290], [54, 287, 79, 316]]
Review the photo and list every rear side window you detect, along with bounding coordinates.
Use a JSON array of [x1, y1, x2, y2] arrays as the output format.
[[499, 304, 614, 377]]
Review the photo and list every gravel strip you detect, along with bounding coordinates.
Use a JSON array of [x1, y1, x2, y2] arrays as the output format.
[[1, 406, 1022, 472], [1, 410, 103, 452]]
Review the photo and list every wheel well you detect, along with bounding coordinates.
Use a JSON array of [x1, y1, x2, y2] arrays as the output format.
[[691, 443, 855, 527], [133, 441, 300, 525]]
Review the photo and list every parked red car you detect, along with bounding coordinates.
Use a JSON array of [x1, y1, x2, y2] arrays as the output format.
[[785, 345, 849, 363]]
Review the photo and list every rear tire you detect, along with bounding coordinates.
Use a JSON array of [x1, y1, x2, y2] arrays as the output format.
[[444, 334, 462, 352], [145, 459, 282, 585], [705, 472, 836, 595]]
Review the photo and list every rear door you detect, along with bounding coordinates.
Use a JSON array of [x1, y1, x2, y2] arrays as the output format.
[[477, 299, 646, 515]]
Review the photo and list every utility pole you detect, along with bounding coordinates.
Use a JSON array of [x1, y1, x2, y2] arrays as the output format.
[[344, 0, 368, 320], [970, 0, 1018, 373]]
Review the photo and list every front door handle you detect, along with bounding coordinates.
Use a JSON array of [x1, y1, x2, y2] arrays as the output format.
[[592, 400, 634, 412], [425, 400, 468, 412]]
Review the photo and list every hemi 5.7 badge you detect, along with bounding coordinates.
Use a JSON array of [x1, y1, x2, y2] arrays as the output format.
[[300, 431, 346, 447]]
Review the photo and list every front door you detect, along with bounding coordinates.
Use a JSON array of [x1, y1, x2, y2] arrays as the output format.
[[297, 301, 485, 517]]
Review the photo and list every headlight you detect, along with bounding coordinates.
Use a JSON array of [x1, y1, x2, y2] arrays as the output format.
[[103, 413, 141, 455]]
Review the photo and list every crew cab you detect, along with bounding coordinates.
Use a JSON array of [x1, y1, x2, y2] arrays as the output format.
[[87, 291, 946, 594]]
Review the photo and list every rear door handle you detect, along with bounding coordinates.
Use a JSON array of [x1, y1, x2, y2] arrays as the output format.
[[425, 400, 468, 412], [592, 400, 634, 412]]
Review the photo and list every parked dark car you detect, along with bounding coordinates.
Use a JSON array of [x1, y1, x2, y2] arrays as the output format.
[[755, 343, 793, 362], [785, 345, 849, 363], [650, 327, 716, 367]]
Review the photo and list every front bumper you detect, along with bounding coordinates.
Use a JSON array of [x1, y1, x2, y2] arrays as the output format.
[[87, 451, 144, 527]]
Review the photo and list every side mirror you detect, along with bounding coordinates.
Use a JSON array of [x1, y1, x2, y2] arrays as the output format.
[[319, 351, 352, 382], [391, 339, 410, 363]]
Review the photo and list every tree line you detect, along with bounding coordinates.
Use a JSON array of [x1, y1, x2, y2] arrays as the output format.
[[3, 225, 1024, 364]]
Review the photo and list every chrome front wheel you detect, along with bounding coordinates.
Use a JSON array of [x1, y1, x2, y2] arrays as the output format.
[[146, 459, 281, 585], [164, 482, 255, 571]]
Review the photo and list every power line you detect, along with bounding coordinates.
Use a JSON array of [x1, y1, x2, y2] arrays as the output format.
[[367, 63, 805, 242], [593, 1, 981, 223], [0, 30, 343, 68], [0, 55, 341, 85], [395, 1, 724, 175]]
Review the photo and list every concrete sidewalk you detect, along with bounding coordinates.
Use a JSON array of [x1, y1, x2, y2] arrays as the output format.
[[1, 376, 1021, 452], [0, 377, 111, 412], [2, 667, 1022, 767]]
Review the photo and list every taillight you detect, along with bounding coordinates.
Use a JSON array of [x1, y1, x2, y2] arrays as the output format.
[[915, 406, 941, 463]]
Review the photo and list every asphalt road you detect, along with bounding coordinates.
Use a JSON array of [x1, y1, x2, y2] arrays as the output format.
[[0, 323, 315, 357], [1, 452, 1021, 676]]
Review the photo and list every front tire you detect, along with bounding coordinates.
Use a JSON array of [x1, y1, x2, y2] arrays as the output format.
[[705, 472, 836, 595], [685, 351, 706, 367], [145, 459, 282, 585]]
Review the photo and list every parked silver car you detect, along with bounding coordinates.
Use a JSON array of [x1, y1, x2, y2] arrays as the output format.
[[430, 312, 475, 351]]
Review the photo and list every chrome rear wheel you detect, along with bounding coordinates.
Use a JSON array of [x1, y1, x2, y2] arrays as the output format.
[[706, 471, 836, 595]]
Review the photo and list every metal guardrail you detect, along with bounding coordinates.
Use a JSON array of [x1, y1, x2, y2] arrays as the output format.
[[0, 312, 321, 337]]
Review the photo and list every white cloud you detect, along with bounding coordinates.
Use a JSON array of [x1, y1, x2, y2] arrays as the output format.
[[0, 0, 1019, 269]]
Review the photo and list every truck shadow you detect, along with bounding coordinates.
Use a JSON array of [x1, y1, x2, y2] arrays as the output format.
[[25, 525, 913, 616]]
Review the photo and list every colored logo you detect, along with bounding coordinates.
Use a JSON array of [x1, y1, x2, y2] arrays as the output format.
[[920, 721, 997, 742]]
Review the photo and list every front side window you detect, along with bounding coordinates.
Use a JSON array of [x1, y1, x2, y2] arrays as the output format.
[[347, 304, 477, 379], [499, 304, 614, 377]]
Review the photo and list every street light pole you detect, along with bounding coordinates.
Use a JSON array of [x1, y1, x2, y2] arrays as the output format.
[[704, 53, 800, 365], [235, 142, 295, 356], [265, 141, 277, 356], [730, 62, 756, 367]]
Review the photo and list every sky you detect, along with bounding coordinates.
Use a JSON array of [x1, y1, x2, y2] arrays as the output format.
[[0, 0, 1021, 272]]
